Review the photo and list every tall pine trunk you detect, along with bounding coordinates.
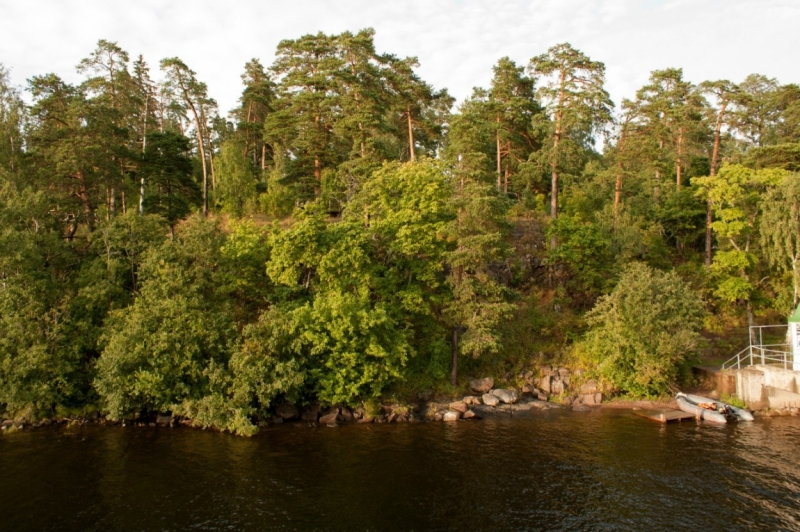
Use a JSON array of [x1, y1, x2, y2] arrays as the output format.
[[675, 126, 684, 191], [550, 69, 566, 250], [407, 105, 416, 162], [613, 126, 627, 226], [195, 128, 208, 217], [496, 116, 502, 191], [705, 101, 727, 268], [139, 96, 148, 215]]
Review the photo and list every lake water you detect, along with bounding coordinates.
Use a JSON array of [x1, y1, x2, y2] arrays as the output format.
[[1, 409, 799, 531]]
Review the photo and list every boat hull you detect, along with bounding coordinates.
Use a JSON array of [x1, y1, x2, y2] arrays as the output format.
[[681, 393, 754, 422], [676, 396, 727, 423], [675, 393, 754, 423]]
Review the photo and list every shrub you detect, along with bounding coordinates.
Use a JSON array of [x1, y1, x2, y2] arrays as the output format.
[[576, 263, 705, 396]]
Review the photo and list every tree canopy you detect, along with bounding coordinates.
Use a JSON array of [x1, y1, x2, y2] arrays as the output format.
[[1, 31, 799, 433]]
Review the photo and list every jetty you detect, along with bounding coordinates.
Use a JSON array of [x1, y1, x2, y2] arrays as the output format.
[[633, 409, 696, 423]]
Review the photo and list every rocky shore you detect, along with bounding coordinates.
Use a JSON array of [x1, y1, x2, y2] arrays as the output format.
[[262, 368, 608, 426], [3, 366, 797, 434]]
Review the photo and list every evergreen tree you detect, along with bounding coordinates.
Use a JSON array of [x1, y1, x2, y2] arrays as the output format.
[[529, 43, 613, 247]]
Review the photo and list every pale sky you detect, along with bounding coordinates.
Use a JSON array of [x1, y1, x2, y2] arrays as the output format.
[[1, 0, 797, 116]]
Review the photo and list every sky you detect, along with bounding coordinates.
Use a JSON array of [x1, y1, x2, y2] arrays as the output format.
[[1, 0, 797, 116]]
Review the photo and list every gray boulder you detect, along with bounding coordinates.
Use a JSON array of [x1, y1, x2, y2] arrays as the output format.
[[579, 392, 603, 406], [580, 380, 598, 395], [449, 401, 467, 413], [443, 411, 460, 421], [471, 404, 511, 417], [469, 377, 495, 394], [491, 388, 519, 404], [319, 410, 339, 424], [482, 393, 500, 406]]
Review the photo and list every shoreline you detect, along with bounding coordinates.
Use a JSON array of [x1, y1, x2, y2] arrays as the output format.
[[1, 396, 797, 435]]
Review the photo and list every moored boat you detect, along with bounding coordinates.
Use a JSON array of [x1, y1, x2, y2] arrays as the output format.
[[675, 393, 754, 423]]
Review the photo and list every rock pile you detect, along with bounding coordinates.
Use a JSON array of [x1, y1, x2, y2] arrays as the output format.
[[512, 366, 605, 410]]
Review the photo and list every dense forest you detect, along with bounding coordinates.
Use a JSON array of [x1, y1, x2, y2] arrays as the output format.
[[1, 29, 799, 434]]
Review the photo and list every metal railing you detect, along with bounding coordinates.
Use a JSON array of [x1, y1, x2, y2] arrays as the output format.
[[720, 325, 794, 371]]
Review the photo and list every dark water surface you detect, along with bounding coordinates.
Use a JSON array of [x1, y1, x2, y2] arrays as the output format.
[[1, 409, 799, 531]]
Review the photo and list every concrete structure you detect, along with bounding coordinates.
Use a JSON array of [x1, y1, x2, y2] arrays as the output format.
[[735, 365, 800, 409], [790, 304, 800, 371], [718, 306, 800, 409]]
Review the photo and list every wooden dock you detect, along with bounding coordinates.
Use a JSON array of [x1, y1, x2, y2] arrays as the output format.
[[633, 409, 696, 424]]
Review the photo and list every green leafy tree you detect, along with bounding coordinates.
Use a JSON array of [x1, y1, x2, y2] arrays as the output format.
[[693, 164, 787, 328], [27, 74, 121, 232], [633, 68, 708, 193], [488, 57, 541, 193], [546, 213, 613, 301], [576, 263, 705, 396], [733, 74, 782, 148], [0, 181, 83, 416], [760, 173, 800, 307], [230, 59, 274, 170], [385, 56, 453, 163], [266, 32, 341, 198], [216, 139, 256, 216], [95, 217, 238, 423]]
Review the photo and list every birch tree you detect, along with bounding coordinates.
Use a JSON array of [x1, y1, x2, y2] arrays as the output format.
[[760, 174, 800, 306]]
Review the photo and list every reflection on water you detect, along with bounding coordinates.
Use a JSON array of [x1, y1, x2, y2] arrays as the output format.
[[1, 409, 799, 531]]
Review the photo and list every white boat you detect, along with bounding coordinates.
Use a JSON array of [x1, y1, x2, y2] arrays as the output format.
[[675, 393, 754, 424]]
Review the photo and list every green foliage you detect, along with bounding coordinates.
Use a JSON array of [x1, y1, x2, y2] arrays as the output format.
[[242, 161, 453, 405], [546, 214, 613, 299], [760, 173, 800, 304], [142, 131, 200, 226], [0, 184, 84, 416], [259, 154, 297, 217], [216, 139, 256, 216], [5, 36, 800, 433], [721, 393, 747, 409], [576, 263, 705, 396], [95, 217, 237, 421]]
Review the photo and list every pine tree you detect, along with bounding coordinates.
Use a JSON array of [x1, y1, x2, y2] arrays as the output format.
[[529, 43, 613, 248]]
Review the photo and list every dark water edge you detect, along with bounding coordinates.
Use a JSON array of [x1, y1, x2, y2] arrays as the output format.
[[1, 409, 799, 532]]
